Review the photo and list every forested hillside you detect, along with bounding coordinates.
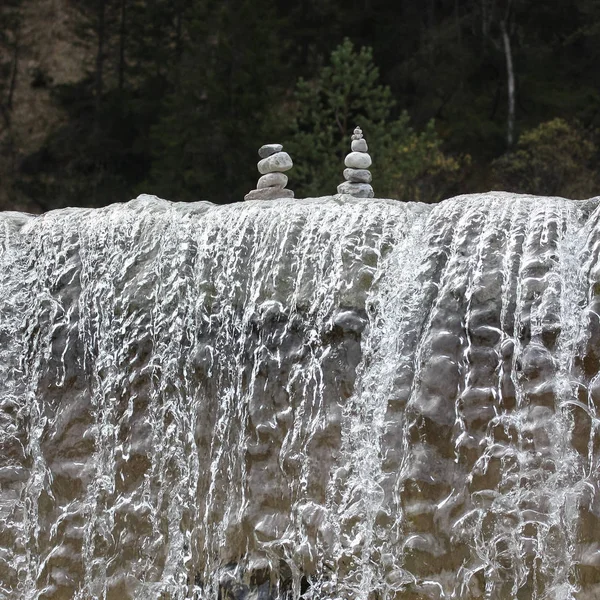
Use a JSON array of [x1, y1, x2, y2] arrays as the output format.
[[1, 0, 599, 212]]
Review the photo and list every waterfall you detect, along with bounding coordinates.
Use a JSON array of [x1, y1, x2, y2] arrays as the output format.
[[1, 193, 600, 600]]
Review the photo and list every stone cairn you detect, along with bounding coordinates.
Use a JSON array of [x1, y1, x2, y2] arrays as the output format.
[[244, 144, 294, 201], [337, 126, 374, 198]]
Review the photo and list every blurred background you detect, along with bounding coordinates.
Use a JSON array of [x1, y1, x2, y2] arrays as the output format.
[[0, 0, 599, 212]]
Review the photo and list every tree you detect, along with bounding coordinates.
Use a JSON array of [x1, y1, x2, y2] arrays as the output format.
[[0, 0, 23, 210], [287, 39, 394, 197], [4, 0, 600, 210], [379, 118, 471, 203], [479, 0, 518, 147], [491, 118, 599, 198], [287, 39, 469, 202]]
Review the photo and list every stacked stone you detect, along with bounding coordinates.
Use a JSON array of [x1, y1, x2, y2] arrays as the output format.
[[337, 126, 374, 198], [244, 144, 294, 201]]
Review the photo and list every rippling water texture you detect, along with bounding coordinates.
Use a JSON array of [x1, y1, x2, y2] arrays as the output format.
[[2, 193, 600, 599]]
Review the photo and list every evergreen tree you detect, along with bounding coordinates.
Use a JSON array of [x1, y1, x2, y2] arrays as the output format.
[[287, 39, 393, 197], [287, 39, 468, 202]]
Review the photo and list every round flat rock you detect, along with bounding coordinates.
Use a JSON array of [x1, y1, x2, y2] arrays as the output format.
[[343, 168, 372, 183], [244, 187, 295, 201], [351, 139, 368, 152], [258, 152, 293, 174], [257, 173, 288, 189], [344, 152, 372, 169], [337, 182, 374, 198], [258, 144, 283, 159]]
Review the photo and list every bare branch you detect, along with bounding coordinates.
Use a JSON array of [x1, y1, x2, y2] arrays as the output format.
[[500, 19, 516, 147]]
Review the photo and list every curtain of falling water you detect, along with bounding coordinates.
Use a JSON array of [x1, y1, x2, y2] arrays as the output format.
[[1, 194, 600, 600]]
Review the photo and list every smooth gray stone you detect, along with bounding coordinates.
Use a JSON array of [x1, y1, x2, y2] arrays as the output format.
[[344, 152, 372, 169], [351, 139, 368, 152], [258, 152, 293, 175], [337, 182, 374, 198], [257, 173, 288, 189], [344, 168, 372, 183], [351, 126, 363, 140], [244, 187, 294, 201], [258, 144, 283, 159]]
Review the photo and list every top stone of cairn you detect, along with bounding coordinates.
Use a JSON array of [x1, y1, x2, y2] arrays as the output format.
[[258, 144, 283, 159], [351, 126, 363, 141]]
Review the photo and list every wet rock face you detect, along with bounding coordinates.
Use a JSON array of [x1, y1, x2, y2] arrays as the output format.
[[0, 195, 404, 599], [1, 193, 600, 600]]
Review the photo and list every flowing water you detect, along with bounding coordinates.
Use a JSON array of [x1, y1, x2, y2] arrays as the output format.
[[1, 193, 600, 599]]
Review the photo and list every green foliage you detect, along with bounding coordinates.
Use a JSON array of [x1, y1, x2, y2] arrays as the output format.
[[378, 119, 471, 202], [288, 39, 394, 197], [491, 118, 598, 198], [288, 39, 468, 202], [3, 0, 600, 208]]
